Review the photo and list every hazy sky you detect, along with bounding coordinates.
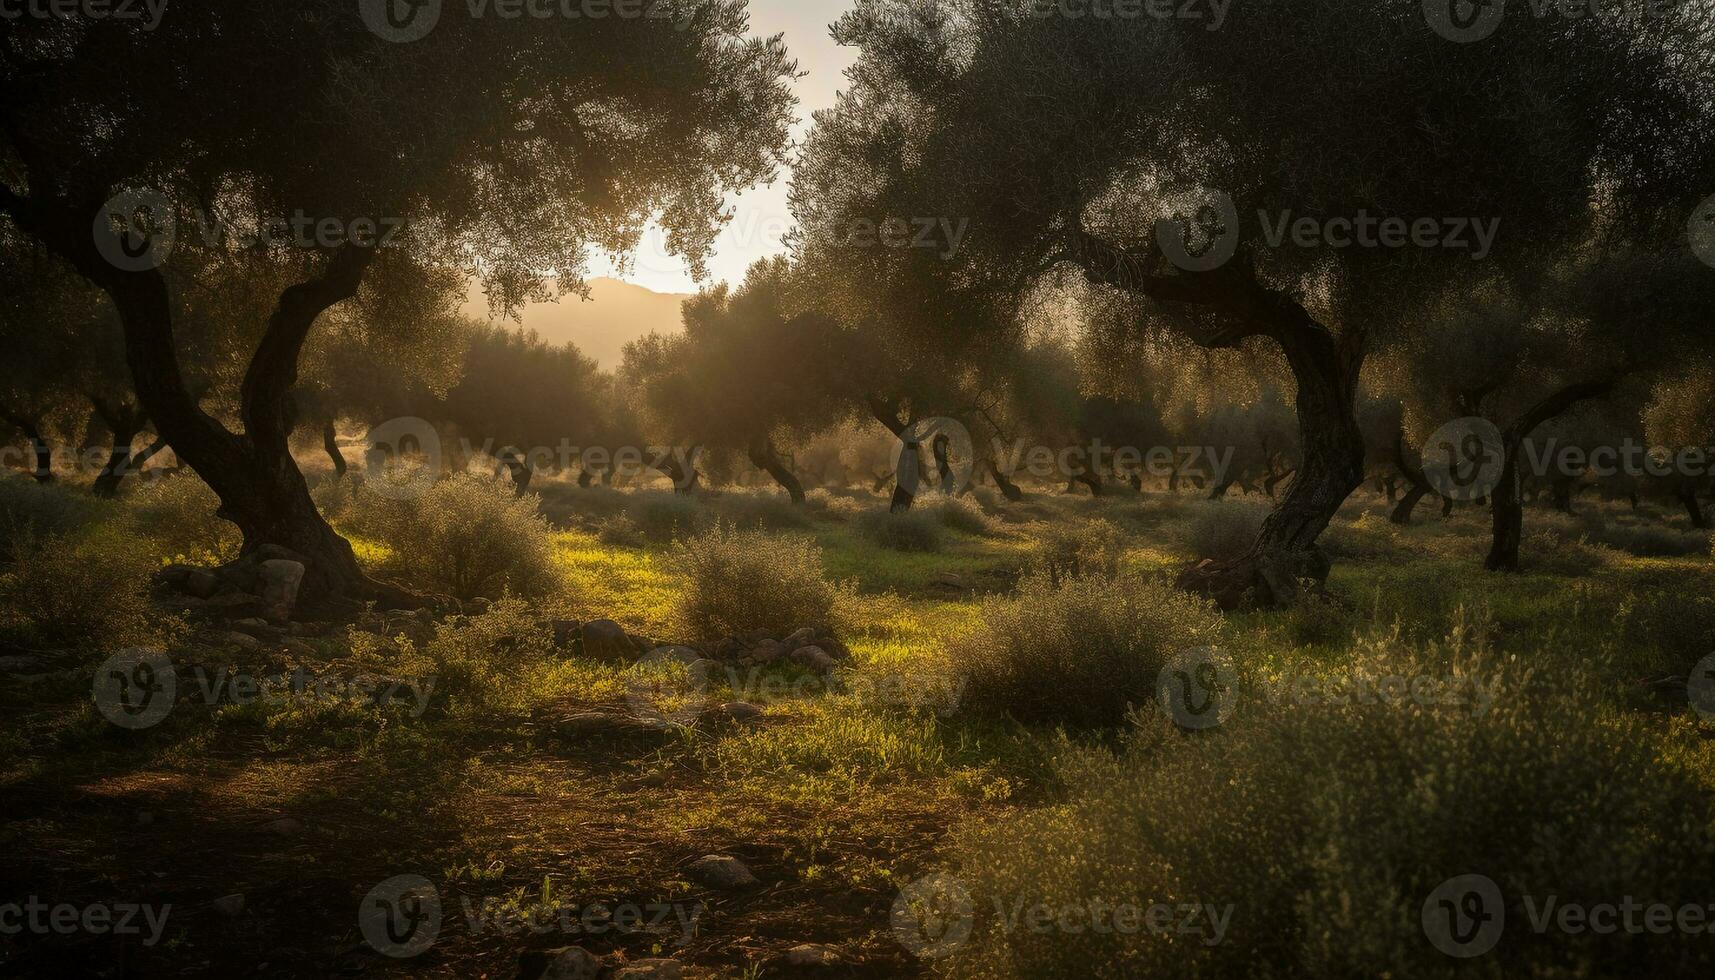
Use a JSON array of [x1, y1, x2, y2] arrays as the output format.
[[590, 0, 858, 294]]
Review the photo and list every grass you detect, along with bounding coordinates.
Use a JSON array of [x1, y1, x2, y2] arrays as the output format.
[[3, 478, 1712, 976]]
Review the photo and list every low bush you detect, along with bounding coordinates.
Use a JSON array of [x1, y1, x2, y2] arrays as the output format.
[[924, 494, 993, 535], [1179, 500, 1270, 562], [0, 477, 104, 559], [935, 636, 1715, 979], [716, 489, 815, 531], [1576, 516, 1706, 557], [671, 523, 839, 639], [856, 508, 944, 552], [1031, 518, 1124, 584], [357, 474, 558, 601], [804, 487, 867, 521], [946, 572, 1220, 727], [125, 474, 241, 565], [0, 525, 182, 650], [628, 491, 710, 541]]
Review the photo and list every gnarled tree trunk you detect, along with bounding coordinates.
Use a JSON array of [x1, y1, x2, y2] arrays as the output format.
[[323, 419, 348, 479], [747, 435, 804, 503], [89, 395, 147, 498], [985, 457, 1024, 501], [1485, 378, 1617, 572]]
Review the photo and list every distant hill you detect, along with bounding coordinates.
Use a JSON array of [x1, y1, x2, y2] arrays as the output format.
[[460, 277, 692, 369]]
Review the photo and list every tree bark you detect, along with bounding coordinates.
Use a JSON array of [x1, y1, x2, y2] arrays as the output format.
[[985, 458, 1024, 501], [867, 395, 918, 512], [1677, 483, 1708, 529], [323, 419, 348, 479], [500, 447, 532, 495], [89, 396, 147, 498], [1550, 475, 1574, 513], [1485, 378, 1617, 571], [747, 435, 804, 503]]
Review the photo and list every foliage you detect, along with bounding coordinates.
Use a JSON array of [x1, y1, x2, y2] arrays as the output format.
[[352, 474, 558, 601], [946, 572, 1221, 728], [670, 523, 839, 639]]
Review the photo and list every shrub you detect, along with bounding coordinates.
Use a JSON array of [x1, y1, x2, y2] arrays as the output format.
[[125, 474, 242, 564], [1576, 516, 1706, 557], [936, 638, 1715, 979], [1320, 509, 1399, 560], [856, 507, 944, 552], [350, 598, 555, 722], [0, 477, 104, 560], [671, 523, 838, 639], [1031, 518, 1124, 584], [716, 489, 814, 531], [946, 572, 1220, 727], [595, 513, 644, 547], [361, 474, 558, 600], [0, 525, 182, 650], [804, 487, 866, 521], [1520, 527, 1614, 576], [628, 491, 710, 541], [924, 494, 993, 535], [1179, 500, 1270, 562]]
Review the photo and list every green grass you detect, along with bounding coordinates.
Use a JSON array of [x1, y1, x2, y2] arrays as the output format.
[[3, 480, 1712, 977]]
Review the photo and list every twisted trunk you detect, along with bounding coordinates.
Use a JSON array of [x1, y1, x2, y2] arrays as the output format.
[[868, 395, 918, 512], [1486, 378, 1618, 572], [747, 435, 804, 503], [985, 458, 1024, 501], [90, 396, 147, 498], [323, 419, 347, 479], [500, 448, 533, 495]]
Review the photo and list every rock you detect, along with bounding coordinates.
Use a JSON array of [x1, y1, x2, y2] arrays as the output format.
[[718, 701, 764, 722], [212, 893, 245, 917], [264, 817, 302, 836], [611, 959, 683, 980], [779, 944, 840, 967], [687, 854, 759, 889], [201, 592, 263, 620], [782, 626, 819, 650], [184, 568, 221, 599], [738, 629, 776, 646], [931, 571, 965, 588], [258, 559, 306, 624], [465, 597, 491, 615], [229, 617, 276, 637], [157, 564, 195, 587], [581, 619, 635, 661], [743, 639, 787, 666], [790, 646, 836, 672], [817, 634, 852, 661], [555, 712, 677, 738], [215, 631, 262, 651], [550, 619, 583, 648], [525, 945, 603, 980]]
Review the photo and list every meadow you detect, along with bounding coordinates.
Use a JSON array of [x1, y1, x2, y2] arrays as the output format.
[[4, 466, 1713, 978]]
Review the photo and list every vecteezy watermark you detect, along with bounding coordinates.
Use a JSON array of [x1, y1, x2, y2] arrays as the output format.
[[892, 417, 975, 498], [1422, 415, 1715, 501], [0, 0, 169, 30], [1154, 187, 1499, 272], [361, 417, 705, 500], [1423, 873, 1715, 958], [93, 650, 437, 729], [890, 873, 1233, 960], [359, 875, 700, 957], [1156, 646, 1237, 731], [358, 0, 689, 43], [842, 216, 971, 260], [1691, 194, 1715, 268], [1028, 0, 1231, 29], [93, 188, 405, 271], [994, 439, 1236, 486], [1422, 417, 1506, 501], [1423, 0, 1681, 44], [0, 897, 172, 947], [93, 648, 177, 730], [1422, 874, 1506, 957], [360, 875, 442, 958]]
